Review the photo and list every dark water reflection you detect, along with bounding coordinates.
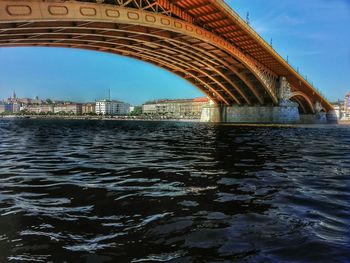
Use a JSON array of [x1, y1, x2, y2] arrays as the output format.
[[0, 119, 349, 262]]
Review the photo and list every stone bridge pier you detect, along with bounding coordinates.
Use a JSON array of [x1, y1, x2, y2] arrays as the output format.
[[201, 77, 338, 124], [299, 102, 338, 124]]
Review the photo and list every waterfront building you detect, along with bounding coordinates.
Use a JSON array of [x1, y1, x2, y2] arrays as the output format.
[[142, 103, 157, 114], [24, 104, 54, 114], [0, 103, 17, 113], [95, 100, 130, 115], [4, 91, 44, 106], [54, 104, 82, 115], [12, 102, 21, 113], [0, 104, 4, 113], [142, 98, 210, 118], [2, 91, 21, 113], [82, 103, 96, 115], [332, 103, 344, 120], [19, 105, 27, 112], [331, 93, 350, 120], [344, 92, 350, 118]]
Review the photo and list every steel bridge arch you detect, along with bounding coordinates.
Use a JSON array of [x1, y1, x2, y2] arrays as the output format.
[[0, 0, 279, 106], [289, 91, 315, 114]]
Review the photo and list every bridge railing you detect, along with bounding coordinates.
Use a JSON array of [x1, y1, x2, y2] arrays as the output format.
[[243, 21, 328, 101], [283, 59, 327, 100], [246, 22, 329, 102]]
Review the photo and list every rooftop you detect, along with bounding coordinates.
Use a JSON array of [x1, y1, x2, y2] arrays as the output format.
[[96, 99, 124, 103]]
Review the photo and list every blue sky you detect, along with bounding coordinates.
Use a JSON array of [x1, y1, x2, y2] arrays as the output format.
[[0, 0, 349, 105]]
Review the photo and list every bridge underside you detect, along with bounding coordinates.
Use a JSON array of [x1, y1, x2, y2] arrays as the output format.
[[290, 95, 315, 114], [0, 0, 335, 123], [0, 1, 277, 107]]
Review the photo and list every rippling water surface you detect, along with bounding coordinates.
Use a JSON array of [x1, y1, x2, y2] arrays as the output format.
[[0, 119, 349, 262]]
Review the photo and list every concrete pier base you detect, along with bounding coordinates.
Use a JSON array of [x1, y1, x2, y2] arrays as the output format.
[[326, 110, 338, 124], [201, 105, 300, 124], [299, 113, 326, 124], [201, 105, 337, 124]]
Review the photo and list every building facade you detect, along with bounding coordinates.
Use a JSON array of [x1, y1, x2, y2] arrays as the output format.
[[344, 92, 350, 118], [82, 103, 96, 115], [95, 100, 130, 115], [142, 98, 210, 118], [24, 104, 54, 114], [0, 104, 4, 113], [12, 102, 21, 113], [332, 103, 343, 120], [54, 104, 82, 115], [0, 103, 20, 113], [331, 92, 350, 120]]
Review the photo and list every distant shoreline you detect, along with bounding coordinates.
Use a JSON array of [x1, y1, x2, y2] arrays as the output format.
[[0, 114, 202, 122], [1, 115, 349, 126]]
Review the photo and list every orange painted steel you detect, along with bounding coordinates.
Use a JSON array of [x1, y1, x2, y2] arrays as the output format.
[[289, 91, 316, 114]]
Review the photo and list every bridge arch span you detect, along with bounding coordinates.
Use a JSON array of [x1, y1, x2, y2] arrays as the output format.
[[289, 91, 315, 114], [0, 0, 278, 106]]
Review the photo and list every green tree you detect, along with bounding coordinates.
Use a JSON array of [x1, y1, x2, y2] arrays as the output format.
[[130, 106, 142, 116]]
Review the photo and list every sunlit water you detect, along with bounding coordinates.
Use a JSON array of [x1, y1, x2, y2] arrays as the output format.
[[0, 119, 349, 262]]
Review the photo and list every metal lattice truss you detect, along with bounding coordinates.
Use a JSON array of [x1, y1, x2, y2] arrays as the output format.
[[77, 0, 194, 22]]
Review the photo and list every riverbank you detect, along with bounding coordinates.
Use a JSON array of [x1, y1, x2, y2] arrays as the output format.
[[0, 114, 201, 122], [339, 120, 350, 125], [1, 114, 349, 126]]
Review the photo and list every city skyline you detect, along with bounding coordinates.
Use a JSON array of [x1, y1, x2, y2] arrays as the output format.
[[0, 89, 210, 106], [0, 0, 349, 105]]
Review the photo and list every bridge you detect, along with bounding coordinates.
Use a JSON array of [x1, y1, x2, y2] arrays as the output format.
[[0, 0, 336, 123]]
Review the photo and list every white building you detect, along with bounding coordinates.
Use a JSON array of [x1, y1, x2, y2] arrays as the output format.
[[344, 92, 350, 119], [95, 99, 130, 115], [333, 104, 342, 119]]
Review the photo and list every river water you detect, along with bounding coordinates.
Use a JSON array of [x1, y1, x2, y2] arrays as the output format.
[[0, 119, 349, 262]]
